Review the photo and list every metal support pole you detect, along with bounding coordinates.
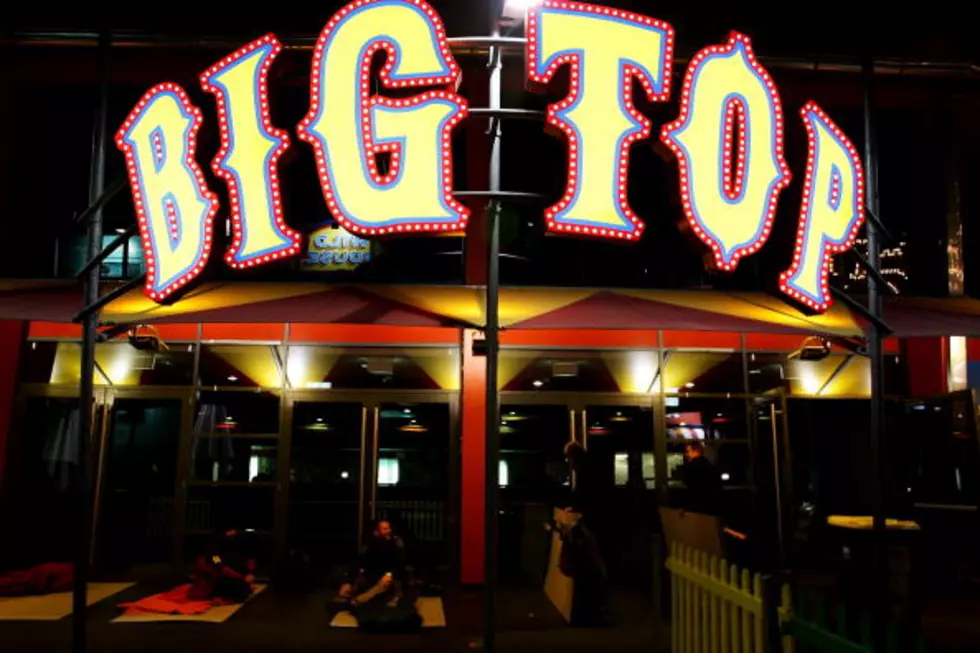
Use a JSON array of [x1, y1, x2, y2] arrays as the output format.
[[483, 5, 503, 651], [73, 30, 110, 653], [862, 55, 887, 652]]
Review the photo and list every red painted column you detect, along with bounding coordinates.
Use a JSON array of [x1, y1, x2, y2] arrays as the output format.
[[460, 329, 486, 584], [904, 337, 949, 397], [0, 321, 25, 490]]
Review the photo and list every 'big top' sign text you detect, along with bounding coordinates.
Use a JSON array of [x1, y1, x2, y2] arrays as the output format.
[[116, 0, 865, 313]]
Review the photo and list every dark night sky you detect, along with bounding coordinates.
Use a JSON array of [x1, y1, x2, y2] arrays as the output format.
[[6, 3, 980, 61]]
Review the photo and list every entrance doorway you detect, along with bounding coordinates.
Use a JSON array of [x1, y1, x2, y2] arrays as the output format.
[[497, 394, 659, 587], [283, 392, 457, 581]]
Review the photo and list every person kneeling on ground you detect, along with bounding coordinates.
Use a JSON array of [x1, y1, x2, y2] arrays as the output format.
[[188, 529, 256, 603], [332, 520, 421, 632]]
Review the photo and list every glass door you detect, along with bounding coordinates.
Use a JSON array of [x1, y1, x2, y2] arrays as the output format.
[[287, 400, 366, 573], [94, 397, 183, 574], [185, 390, 281, 575], [497, 403, 573, 582], [372, 402, 452, 574], [7, 395, 91, 567], [750, 394, 788, 569], [581, 404, 656, 587]]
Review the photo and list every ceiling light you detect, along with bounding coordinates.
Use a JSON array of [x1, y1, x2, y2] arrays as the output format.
[[501, 0, 543, 23]]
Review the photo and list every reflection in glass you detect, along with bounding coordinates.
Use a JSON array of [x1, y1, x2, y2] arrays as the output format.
[[198, 345, 284, 388], [613, 452, 655, 489], [100, 234, 144, 278], [98, 399, 182, 569], [899, 394, 979, 508], [667, 397, 751, 493], [285, 346, 459, 390], [8, 398, 82, 563], [376, 403, 451, 569], [498, 404, 570, 580], [194, 392, 280, 435], [190, 437, 277, 483], [583, 405, 657, 585], [500, 349, 658, 393], [23, 341, 195, 386], [662, 350, 745, 394], [289, 402, 363, 567], [746, 352, 788, 394], [665, 396, 747, 442], [186, 485, 275, 534]]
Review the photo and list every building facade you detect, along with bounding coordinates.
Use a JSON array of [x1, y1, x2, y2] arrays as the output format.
[[2, 2, 980, 594]]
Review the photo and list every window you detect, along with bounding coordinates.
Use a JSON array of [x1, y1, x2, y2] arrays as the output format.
[[100, 234, 144, 279], [614, 453, 629, 486], [500, 349, 658, 393], [499, 460, 509, 488], [613, 453, 657, 489], [378, 457, 400, 486], [286, 346, 459, 390], [663, 350, 745, 394]]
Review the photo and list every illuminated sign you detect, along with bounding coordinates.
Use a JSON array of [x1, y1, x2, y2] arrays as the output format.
[[117, 0, 865, 313], [302, 224, 373, 271]]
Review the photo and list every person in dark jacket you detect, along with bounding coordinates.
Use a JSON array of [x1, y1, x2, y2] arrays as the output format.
[[564, 441, 598, 519], [560, 441, 608, 626], [334, 520, 413, 609], [677, 442, 724, 516]]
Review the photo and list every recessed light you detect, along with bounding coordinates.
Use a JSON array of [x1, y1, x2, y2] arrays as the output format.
[[341, 471, 350, 479], [684, 382, 695, 388], [316, 417, 323, 423], [227, 375, 238, 382], [403, 408, 412, 414], [532, 380, 544, 388]]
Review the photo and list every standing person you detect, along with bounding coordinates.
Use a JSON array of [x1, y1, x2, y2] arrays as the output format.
[[559, 441, 608, 627], [564, 441, 599, 520], [676, 441, 724, 516]]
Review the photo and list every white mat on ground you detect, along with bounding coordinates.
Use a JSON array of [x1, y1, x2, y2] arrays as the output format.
[[111, 585, 266, 624], [0, 582, 135, 621], [330, 597, 446, 628]]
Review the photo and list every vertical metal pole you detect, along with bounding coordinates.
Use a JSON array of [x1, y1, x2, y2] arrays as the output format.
[[653, 331, 668, 506], [74, 30, 110, 653], [862, 56, 887, 651], [483, 6, 503, 651]]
